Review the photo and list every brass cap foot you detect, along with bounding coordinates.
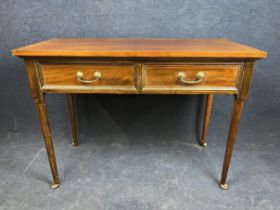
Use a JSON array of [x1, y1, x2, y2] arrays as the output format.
[[50, 182, 60, 189], [201, 142, 207, 147], [220, 183, 229, 190], [72, 142, 79, 147]]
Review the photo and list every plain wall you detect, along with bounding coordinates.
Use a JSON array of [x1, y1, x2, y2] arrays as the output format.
[[0, 0, 279, 140]]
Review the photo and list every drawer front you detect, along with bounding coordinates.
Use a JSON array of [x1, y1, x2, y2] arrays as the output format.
[[142, 64, 241, 93], [39, 62, 139, 93]]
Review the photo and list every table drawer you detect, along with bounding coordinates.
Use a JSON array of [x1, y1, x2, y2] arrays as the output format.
[[39, 62, 139, 93], [142, 64, 241, 93]]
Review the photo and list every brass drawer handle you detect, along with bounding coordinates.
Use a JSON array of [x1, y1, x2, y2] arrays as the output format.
[[76, 71, 101, 83], [177, 71, 205, 84]]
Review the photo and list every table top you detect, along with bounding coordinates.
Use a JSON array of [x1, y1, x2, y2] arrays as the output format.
[[12, 38, 267, 59]]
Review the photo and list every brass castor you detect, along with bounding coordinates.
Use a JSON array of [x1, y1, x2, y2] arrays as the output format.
[[50, 182, 60, 189], [220, 183, 229, 190], [201, 142, 207, 147]]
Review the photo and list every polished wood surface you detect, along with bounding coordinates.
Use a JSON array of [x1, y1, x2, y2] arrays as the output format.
[[201, 94, 214, 146], [142, 64, 240, 93], [237, 62, 255, 100], [13, 39, 266, 190], [12, 38, 267, 59], [38, 60, 242, 94], [220, 98, 244, 190], [40, 62, 139, 92], [24, 59, 60, 189], [67, 94, 79, 146]]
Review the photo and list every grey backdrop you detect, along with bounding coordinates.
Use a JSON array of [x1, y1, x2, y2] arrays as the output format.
[[1, 0, 279, 137], [0, 0, 279, 141], [1, 0, 280, 209]]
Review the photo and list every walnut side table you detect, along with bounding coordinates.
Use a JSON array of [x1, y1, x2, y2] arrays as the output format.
[[12, 38, 267, 190]]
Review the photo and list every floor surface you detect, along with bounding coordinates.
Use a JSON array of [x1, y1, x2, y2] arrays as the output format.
[[0, 95, 279, 210]]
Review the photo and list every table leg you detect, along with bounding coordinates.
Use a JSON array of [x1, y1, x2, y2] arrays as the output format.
[[220, 98, 244, 190], [67, 94, 79, 146], [35, 98, 60, 189], [25, 60, 60, 189], [201, 94, 214, 147]]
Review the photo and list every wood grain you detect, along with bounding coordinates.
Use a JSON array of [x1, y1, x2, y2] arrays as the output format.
[[238, 62, 255, 100], [12, 38, 267, 59], [24, 59, 60, 188], [220, 98, 244, 186], [142, 64, 240, 93], [39, 62, 139, 92]]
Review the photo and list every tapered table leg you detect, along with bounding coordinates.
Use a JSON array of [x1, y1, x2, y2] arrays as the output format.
[[220, 98, 244, 190], [25, 60, 60, 189], [67, 94, 79, 146], [201, 94, 214, 147], [35, 99, 60, 189]]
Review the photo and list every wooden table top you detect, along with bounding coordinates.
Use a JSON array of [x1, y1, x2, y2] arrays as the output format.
[[12, 38, 267, 59]]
